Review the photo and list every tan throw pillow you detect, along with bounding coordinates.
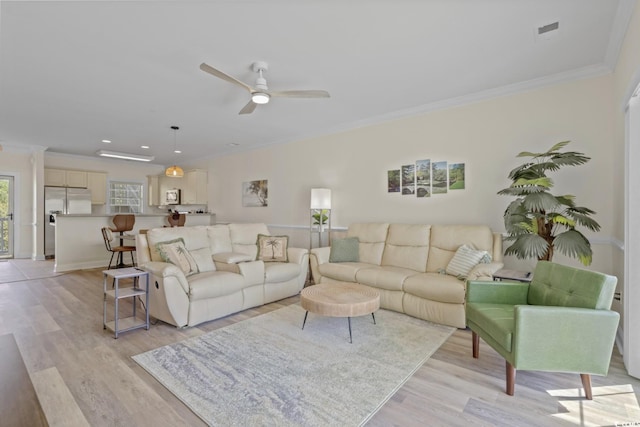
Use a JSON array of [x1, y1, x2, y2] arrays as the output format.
[[256, 234, 289, 262], [156, 238, 199, 276], [446, 244, 489, 278]]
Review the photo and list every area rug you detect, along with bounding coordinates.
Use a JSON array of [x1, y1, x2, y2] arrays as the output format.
[[133, 304, 454, 426]]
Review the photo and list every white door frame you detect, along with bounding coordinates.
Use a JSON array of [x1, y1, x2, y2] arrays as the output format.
[[0, 175, 15, 258], [624, 77, 640, 378]]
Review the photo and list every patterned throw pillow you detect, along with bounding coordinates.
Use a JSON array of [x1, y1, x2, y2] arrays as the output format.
[[446, 244, 490, 277], [256, 234, 289, 262], [329, 237, 360, 263], [156, 238, 199, 276]]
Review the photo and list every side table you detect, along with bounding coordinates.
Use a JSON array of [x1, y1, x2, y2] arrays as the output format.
[[103, 267, 150, 339], [493, 268, 533, 283]]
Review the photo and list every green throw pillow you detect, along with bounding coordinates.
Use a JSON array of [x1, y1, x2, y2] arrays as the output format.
[[329, 237, 360, 263]]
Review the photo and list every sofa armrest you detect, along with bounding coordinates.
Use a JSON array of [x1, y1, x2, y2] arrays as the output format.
[[467, 261, 504, 281], [141, 261, 189, 294], [310, 247, 331, 265], [309, 247, 331, 284], [287, 247, 308, 265], [514, 306, 620, 373], [466, 280, 529, 305]]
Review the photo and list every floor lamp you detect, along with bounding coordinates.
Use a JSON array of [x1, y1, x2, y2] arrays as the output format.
[[310, 188, 331, 249]]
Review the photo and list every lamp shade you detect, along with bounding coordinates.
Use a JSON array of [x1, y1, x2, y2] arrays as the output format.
[[310, 188, 331, 209], [166, 165, 184, 178]]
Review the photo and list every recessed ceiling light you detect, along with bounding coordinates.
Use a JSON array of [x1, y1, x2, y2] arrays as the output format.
[[226, 142, 240, 147], [174, 150, 182, 154], [141, 145, 150, 149], [102, 139, 112, 143]]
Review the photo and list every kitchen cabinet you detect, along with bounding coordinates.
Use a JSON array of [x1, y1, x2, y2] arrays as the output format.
[[45, 168, 88, 187], [184, 169, 208, 204], [87, 172, 107, 204], [147, 175, 160, 206]]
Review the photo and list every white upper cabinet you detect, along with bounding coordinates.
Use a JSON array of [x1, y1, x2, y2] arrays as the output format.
[[184, 169, 208, 204]]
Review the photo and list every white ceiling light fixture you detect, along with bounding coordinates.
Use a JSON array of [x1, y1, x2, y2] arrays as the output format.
[[166, 125, 184, 178], [96, 150, 154, 162], [251, 92, 270, 104]]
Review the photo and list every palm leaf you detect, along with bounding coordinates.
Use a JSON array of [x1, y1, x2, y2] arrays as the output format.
[[565, 208, 601, 232], [522, 192, 560, 212], [553, 230, 593, 265], [504, 234, 549, 260]]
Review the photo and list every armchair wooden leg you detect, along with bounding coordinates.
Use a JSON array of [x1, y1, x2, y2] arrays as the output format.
[[472, 331, 479, 358], [581, 374, 593, 400], [506, 361, 515, 396]]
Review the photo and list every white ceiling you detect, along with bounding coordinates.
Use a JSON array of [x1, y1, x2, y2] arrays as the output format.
[[0, 0, 633, 167]]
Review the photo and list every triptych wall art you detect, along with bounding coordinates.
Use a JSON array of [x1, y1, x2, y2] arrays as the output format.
[[387, 160, 465, 197]]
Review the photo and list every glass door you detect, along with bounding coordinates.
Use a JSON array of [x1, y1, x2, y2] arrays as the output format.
[[0, 176, 14, 258]]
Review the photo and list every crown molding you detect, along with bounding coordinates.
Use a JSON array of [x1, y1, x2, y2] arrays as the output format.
[[604, 0, 637, 70]]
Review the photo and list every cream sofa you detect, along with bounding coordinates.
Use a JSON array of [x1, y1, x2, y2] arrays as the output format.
[[135, 223, 308, 327], [310, 223, 503, 328]]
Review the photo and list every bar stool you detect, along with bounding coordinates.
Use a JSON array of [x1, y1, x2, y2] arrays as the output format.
[[101, 227, 136, 269], [110, 214, 135, 267], [167, 212, 186, 227]]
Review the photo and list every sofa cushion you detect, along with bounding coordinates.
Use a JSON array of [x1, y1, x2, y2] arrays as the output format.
[[347, 223, 389, 265], [207, 225, 233, 254], [381, 224, 430, 272], [265, 262, 301, 283], [147, 226, 211, 262], [256, 234, 289, 262], [229, 223, 270, 258], [190, 247, 216, 272], [188, 270, 246, 301], [403, 272, 466, 304], [318, 262, 376, 283], [426, 225, 494, 273], [527, 260, 617, 309], [156, 238, 199, 277], [466, 302, 515, 351], [329, 237, 360, 263], [446, 244, 489, 277], [355, 266, 418, 291]]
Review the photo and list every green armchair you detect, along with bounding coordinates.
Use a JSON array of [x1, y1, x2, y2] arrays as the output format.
[[465, 261, 619, 399]]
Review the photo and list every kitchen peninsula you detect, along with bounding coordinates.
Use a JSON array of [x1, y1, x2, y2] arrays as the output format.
[[53, 213, 215, 272]]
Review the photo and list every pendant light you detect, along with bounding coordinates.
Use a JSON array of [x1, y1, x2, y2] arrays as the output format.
[[165, 125, 184, 178]]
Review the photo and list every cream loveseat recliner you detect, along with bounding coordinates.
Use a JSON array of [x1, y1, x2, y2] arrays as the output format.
[[310, 223, 503, 328], [136, 223, 308, 327]]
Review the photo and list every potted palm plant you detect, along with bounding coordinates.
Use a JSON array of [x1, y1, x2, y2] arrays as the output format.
[[498, 141, 600, 266]]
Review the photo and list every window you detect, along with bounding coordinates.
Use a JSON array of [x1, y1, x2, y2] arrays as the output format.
[[108, 181, 143, 214]]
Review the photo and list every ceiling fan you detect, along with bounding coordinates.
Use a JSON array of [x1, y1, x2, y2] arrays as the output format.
[[200, 61, 330, 115]]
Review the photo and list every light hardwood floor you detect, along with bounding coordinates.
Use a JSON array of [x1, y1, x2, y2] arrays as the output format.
[[1, 261, 639, 426]]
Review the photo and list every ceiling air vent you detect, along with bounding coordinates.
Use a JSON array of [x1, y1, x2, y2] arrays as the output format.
[[535, 21, 559, 41], [538, 22, 559, 35]]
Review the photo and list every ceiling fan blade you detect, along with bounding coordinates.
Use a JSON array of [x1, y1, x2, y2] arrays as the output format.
[[268, 90, 330, 99], [239, 100, 257, 115], [200, 63, 254, 93]]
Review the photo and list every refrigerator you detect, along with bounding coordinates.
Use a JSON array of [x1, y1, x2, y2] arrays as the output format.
[[44, 187, 92, 257]]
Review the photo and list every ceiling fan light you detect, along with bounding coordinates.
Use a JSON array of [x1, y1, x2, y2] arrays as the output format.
[[165, 165, 184, 178], [252, 92, 270, 104]]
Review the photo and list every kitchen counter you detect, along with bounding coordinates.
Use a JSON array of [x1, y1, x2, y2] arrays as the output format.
[[53, 213, 216, 272]]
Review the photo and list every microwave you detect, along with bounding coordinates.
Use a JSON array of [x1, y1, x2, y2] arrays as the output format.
[[165, 189, 181, 205]]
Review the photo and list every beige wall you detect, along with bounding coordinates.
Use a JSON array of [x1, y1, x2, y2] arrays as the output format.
[[209, 74, 616, 269]]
